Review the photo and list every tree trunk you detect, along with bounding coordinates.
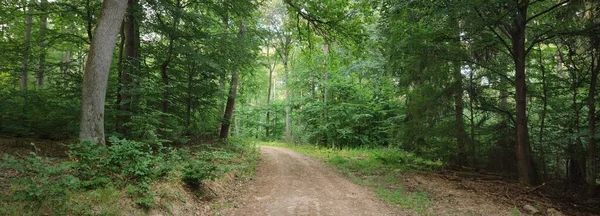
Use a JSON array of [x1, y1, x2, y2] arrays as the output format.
[[220, 70, 240, 139], [512, 4, 536, 185], [220, 21, 246, 139], [284, 55, 291, 141], [266, 58, 274, 137], [468, 71, 476, 166], [454, 62, 466, 166], [21, 1, 33, 92], [586, 39, 599, 198], [117, 0, 140, 134], [160, 0, 181, 119], [538, 46, 548, 179], [217, 15, 229, 134], [322, 41, 330, 146], [116, 26, 125, 132], [79, 0, 128, 145], [37, 0, 48, 87]]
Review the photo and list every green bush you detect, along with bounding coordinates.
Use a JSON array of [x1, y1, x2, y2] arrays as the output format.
[[181, 151, 233, 187]]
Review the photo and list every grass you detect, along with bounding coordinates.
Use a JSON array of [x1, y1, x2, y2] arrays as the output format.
[[260, 141, 441, 214]]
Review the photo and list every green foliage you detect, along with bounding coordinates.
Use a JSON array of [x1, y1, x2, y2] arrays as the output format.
[[181, 153, 219, 187], [1, 139, 259, 214], [1, 153, 79, 213]]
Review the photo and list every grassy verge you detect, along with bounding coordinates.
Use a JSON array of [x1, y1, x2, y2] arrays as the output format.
[[261, 142, 441, 214], [0, 138, 259, 216]]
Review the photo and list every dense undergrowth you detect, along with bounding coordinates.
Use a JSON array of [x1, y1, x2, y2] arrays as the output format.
[[0, 138, 258, 215], [261, 142, 442, 214]]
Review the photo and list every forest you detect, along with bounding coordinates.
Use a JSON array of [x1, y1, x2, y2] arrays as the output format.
[[1, 0, 600, 215]]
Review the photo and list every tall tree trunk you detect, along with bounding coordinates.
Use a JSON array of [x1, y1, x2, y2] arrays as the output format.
[[454, 63, 466, 166], [21, 1, 33, 92], [37, 0, 48, 87], [284, 55, 291, 141], [566, 46, 586, 186], [220, 21, 246, 139], [217, 15, 229, 134], [117, 0, 140, 135], [160, 0, 181, 119], [586, 35, 599, 198], [266, 58, 274, 137], [79, 0, 128, 145], [538, 46, 548, 179], [220, 70, 240, 139], [512, 3, 536, 185], [116, 26, 125, 132], [321, 40, 329, 146], [468, 71, 476, 166]]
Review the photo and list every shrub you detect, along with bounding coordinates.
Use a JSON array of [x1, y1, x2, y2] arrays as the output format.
[[181, 151, 233, 187]]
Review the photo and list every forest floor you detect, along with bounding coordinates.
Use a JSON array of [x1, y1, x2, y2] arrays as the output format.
[[215, 143, 599, 216]]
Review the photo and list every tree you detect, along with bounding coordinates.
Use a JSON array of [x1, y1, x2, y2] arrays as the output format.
[[37, 0, 48, 87], [585, 0, 599, 197], [220, 21, 247, 139], [117, 0, 141, 135], [469, 0, 571, 185], [79, 0, 128, 145], [21, 0, 33, 92]]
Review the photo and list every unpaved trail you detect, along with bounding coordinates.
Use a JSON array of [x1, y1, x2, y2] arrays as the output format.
[[225, 146, 405, 216]]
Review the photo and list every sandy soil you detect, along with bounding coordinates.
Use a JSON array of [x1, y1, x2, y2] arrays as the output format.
[[223, 146, 409, 216]]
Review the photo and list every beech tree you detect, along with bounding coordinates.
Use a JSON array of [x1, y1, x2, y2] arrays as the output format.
[[79, 0, 128, 145]]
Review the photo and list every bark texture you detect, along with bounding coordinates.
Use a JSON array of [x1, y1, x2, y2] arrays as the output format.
[[511, 1, 536, 185], [79, 0, 128, 145]]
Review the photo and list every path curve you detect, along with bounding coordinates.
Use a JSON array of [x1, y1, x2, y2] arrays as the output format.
[[228, 146, 403, 216]]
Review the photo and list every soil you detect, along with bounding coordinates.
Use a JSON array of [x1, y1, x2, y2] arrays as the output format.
[[218, 146, 408, 216]]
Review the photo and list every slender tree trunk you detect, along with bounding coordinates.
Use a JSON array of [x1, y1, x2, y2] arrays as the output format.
[[468, 71, 476, 166], [586, 39, 599, 197], [160, 0, 181, 119], [37, 0, 48, 87], [454, 62, 466, 166], [322, 41, 330, 146], [21, 1, 33, 92], [284, 56, 291, 141], [567, 48, 586, 186], [217, 15, 229, 134], [538, 46, 548, 179], [118, 0, 140, 134], [220, 21, 246, 139], [116, 27, 125, 132], [79, 0, 128, 145], [220, 70, 240, 139], [266, 60, 274, 137], [585, 0, 599, 197], [512, 4, 536, 185]]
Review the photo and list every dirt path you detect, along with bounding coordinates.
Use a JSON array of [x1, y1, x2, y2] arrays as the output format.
[[225, 146, 406, 216]]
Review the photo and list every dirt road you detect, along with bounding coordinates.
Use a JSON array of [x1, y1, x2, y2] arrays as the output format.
[[227, 146, 404, 216]]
